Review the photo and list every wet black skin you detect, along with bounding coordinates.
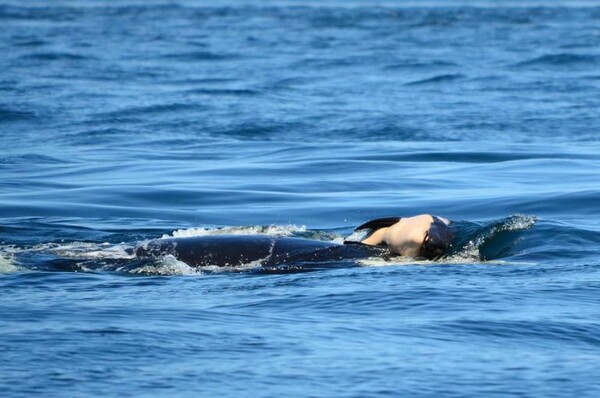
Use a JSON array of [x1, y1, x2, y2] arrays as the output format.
[[133, 235, 392, 268]]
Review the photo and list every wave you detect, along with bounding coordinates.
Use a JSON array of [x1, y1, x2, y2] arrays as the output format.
[[96, 103, 203, 119], [0, 153, 70, 166], [384, 60, 458, 71], [0, 5, 78, 22], [12, 39, 49, 47], [346, 151, 593, 164], [206, 121, 307, 141], [514, 53, 599, 68], [184, 88, 259, 96], [404, 74, 465, 86], [19, 52, 94, 61], [60, 128, 132, 145], [162, 51, 238, 62], [436, 318, 600, 347], [0, 106, 36, 122], [446, 215, 537, 262]]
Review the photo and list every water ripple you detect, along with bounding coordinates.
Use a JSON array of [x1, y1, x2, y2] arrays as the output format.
[[515, 53, 600, 68], [405, 73, 466, 86]]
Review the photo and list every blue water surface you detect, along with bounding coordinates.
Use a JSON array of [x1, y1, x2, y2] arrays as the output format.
[[1, 0, 600, 396]]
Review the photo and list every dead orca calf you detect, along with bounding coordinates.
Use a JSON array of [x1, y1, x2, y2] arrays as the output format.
[[133, 214, 453, 268]]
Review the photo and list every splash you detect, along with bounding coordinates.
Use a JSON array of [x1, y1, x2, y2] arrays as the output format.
[[0, 252, 19, 273], [126, 252, 269, 276], [53, 242, 134, 259], [162, 224, 307, 239], [126, 255, 201, 276], [25, 241, 135, 260], [497, 214, 537, 231]]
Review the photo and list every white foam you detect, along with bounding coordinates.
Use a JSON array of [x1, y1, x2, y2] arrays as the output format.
[[162, 224, 307, 239], [0, 252, 19, 273], [499, 214, 537, 231], [127, 255, 200, 276], [330, 236, 346, 244], [127, 252, 268, 276], [446, 239, 482, 262], [26, 241, 136, 260], [358, 256, 430, 267], [55, 242, 134, 259]]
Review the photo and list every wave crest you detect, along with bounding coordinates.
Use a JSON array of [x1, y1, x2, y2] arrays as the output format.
[[448, 214, 537, 262]]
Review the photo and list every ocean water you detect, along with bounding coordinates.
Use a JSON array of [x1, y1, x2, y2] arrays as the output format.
[[1, 0, 600, 396]]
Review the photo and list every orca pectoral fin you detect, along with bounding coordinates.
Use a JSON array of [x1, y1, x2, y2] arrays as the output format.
[[354, 217, 401, 232]]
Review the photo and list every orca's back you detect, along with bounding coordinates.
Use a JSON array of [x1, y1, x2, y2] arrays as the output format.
[[134, 235, 340, 267]]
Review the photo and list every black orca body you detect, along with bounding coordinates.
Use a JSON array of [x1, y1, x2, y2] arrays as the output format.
[[134, 235, 391, 268]]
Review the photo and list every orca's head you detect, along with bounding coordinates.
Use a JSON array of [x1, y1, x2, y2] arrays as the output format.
[[420, 216, 453, 260]]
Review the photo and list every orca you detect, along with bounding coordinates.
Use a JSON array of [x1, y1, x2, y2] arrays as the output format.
[[133, 214, 453, 268]]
